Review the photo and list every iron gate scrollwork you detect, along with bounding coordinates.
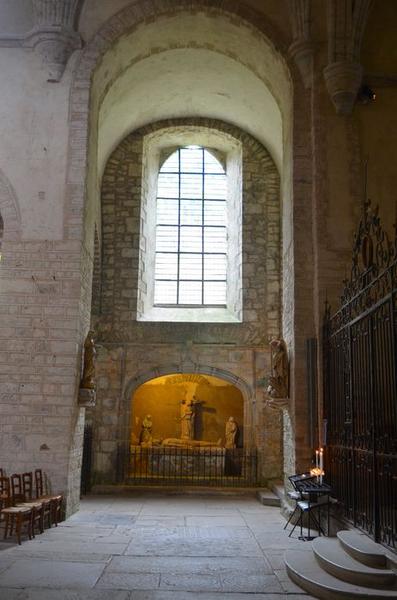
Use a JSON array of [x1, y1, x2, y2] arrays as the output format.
[[324, 201, 397, 550]]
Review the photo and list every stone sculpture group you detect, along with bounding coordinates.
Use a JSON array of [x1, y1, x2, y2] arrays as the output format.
[[138, 384, 238, 449]]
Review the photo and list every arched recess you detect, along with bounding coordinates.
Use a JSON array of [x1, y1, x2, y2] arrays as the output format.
[[67, 0, 313, 490], [124, 364, 253, 404], [0, 169, 22, 244], [100, 116, 280, 331], [65, 0, 296, 243], [122, 364, 254, 458]]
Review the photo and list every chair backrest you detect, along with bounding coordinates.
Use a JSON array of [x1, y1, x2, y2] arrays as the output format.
[[0, 476, 10, 495], [35, 468, 44, 497], [10, 473, 25, 503], [22, 472, 34, 501], [0, 468, 3, 479]]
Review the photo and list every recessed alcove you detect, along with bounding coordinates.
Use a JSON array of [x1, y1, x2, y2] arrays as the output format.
[[130, 373, 244, 448], [127, 372, 250, 485]]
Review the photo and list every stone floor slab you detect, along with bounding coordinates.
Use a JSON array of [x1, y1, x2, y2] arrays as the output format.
[[96, 572, 160, 591], [220, 574, 283, 594], [0, 590, 132, 600], [128, 593, 315, 600], [106, 555, 273, 576], [159, 573, 222, 591], [0, 558, 107, 589], [0, 493, 315, 598], [14, 540, 128, 556]]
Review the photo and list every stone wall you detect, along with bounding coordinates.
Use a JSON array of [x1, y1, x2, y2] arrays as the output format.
[[0, 237, 85, 514], [90, 118, 283, 486]]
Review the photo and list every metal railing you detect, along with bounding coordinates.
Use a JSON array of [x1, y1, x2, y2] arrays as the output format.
[[125, 446, 257, 487], [323, 202, 397, 551]]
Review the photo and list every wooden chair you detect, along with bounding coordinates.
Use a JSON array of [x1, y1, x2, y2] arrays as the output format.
[[35, 469, 64, 526], [11, 473, 44, 537], [0, 476, 11, 509], [1, 505, 33, 544], [0, 475, 34, 544]]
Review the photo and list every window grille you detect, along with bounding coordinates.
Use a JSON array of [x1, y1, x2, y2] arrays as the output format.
[[154, 146, 227, 306]]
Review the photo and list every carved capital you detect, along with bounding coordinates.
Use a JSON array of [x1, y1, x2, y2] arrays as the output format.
[[323, 60, 363, 115], [32, 0, 80, 28], [324, 0, 373, 114], [288, 39, 313, 89], [28, 0, 82, 82], [286, 0, 313, 88]]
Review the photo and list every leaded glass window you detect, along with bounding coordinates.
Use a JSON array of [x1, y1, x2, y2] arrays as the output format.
[[154, 146, 227, 306]]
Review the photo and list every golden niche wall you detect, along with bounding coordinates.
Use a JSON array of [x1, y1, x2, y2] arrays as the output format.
[[130, 374, 244, 448]]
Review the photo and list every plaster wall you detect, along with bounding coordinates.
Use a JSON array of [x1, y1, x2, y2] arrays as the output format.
[[0, 49, 71, 240]]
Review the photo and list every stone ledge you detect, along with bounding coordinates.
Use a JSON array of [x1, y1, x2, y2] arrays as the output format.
[[90, 484, 265, 496]]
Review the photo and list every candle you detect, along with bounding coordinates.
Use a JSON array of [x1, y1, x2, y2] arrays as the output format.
[[315, 450, 319, 469], [320, 449, 324, 485]]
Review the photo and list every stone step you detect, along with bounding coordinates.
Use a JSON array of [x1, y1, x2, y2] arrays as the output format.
[[338, 531, 397, 570], [312, 537, 396, 588], [256, 488, 280, 507], [285, 548, 397, 600]]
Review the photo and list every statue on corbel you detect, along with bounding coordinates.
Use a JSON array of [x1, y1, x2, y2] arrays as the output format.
[[264, 338, 289, 410], [78, 330, 97, 407]]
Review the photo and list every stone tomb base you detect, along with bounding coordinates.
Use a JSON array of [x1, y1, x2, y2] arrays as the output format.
[[129, 445, 226, 479]]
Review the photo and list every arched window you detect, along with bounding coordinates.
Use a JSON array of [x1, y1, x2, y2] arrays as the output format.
[[137, 129, 242, 323], [154, 146, 227, 306]]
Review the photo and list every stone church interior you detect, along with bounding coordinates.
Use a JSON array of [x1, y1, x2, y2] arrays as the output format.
[[0, 0, 396, 598]]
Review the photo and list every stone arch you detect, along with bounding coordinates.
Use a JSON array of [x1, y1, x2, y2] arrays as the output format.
[[69, 0, 312, 486], [0, 169, 22, 242], [122, 363, 254, 455], [65, 0, 298, 240], [124, 364, 253, 404], [100, 117, 281, 334]]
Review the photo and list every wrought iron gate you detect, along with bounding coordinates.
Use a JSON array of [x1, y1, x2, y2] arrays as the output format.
[[324, 202, 397, 550]]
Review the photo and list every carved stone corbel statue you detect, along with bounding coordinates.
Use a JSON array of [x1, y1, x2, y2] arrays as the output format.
[[265, 338, 289, 410], [78, 330, 97, 407]]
